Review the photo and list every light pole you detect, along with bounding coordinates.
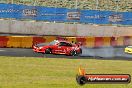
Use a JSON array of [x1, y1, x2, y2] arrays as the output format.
[[95, 0, 99, 10], [114, 0, 120, 12], [114, 0, 120, 39], [54, 0, 57, 23], [75, 0, 78, 9], [33, 0, 36, 6], [116, 0, 120, 26], [116, 0, 119, 12]]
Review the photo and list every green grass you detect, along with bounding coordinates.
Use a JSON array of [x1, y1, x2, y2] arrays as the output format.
[[0, 56, 132, 88]]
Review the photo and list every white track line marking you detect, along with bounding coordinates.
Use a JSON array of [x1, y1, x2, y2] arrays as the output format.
[[0, 50, 5, 51]]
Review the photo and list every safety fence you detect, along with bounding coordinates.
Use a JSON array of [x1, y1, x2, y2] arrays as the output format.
[[0, 3, 132, 25], [0, 36, 132, 48]]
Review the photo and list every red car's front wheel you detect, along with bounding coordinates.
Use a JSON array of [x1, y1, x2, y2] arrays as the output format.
[[45, 48, 52, 54]]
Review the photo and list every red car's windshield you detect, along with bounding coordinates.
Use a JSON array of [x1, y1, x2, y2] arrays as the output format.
[[49, 40, 58, 45]]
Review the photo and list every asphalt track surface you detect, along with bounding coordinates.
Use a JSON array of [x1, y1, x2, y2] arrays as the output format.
[[0, 48, 132, 61], [0, 48, 80, 58]]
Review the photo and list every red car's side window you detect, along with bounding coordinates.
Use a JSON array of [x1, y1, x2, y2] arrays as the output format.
[[59, 42, 72, 47]]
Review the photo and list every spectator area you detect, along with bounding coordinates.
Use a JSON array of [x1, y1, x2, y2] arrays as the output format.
[[0, 0, 131, 12]]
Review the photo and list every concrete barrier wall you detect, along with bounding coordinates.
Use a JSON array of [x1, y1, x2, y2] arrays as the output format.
[[77, 24, 132, 37], [0, 20, 132, 36], [0, 36, 132, 48]]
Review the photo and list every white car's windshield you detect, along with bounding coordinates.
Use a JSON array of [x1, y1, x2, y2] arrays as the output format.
[[127, 46, 132, 48]]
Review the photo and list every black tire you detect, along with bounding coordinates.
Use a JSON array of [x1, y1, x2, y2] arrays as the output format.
[[79, 49, 82, 55], [76, 75, 86, 85], [70, 50, 77, 56], [45, 48, 52, 54]]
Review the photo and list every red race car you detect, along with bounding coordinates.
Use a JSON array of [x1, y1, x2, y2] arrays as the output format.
[[33, 40, 82, 56]]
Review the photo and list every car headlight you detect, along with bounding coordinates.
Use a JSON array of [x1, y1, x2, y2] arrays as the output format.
[[39, 47, 43, 49], [33, 46, 36, 48]]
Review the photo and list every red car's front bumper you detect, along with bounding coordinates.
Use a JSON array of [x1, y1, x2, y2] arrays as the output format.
[[33, 46, 44, 53]]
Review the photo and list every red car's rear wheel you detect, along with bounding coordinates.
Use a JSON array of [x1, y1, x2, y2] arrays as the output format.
[[70, 50, 77, 56]]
